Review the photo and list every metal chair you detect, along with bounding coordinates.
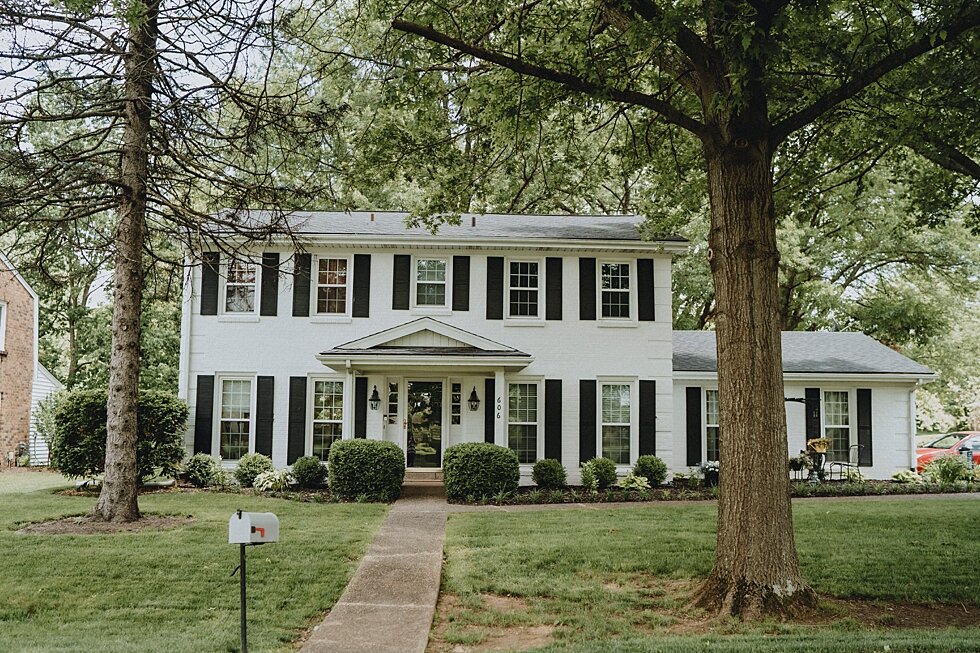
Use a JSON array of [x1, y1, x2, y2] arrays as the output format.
[[828, 444, 863, 481]]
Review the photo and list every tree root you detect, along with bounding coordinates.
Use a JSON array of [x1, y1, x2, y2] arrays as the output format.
[[693, 574, 818, 621]]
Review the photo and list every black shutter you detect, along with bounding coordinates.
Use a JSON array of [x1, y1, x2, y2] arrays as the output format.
[[545, 257, 562, 320], [193, 375, 214, 454], [639, 380, 657, 456], [579, 258, 596, 320], [200, 252, 219, 316], [857, 388, 873, 466], [486, 256, 504, 319], [579, 380, 596, 463], [260, 253, 280, 317], [352, 254, 371, 318], [637, 258, 655, 322], [804, 387, 821, 447], [255, 376, 274, 456], [685, 387, 702, 466], [392, 254, 410, 310], [453, 256, 470, 311], [544, 379, 562, 460], [287, 377, 307, 463], [292, 253, 311, 317], [484, 378, 495, 443], [354, 377, 368, 438]]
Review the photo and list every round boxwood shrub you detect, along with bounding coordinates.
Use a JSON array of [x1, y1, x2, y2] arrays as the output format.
[[443, 443, 519, 501], [47, 389, 188, 481], [234, 453, 274, 488], [581, 457, 618, 490], [633, 455, 668, 487], [184, 453, 222, 488], [292, 455, 328, 488], [531, 458, 566, 489], [328, 439, 405, 501]]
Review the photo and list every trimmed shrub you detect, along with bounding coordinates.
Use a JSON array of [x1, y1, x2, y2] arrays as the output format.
[[634, 455, 668, 487], [531, 458, 567, 489], [292, 455, 328, 488], [328, 439, 405, 501], [234, 453, 274, 488], [443, 443, 519, 501], [581, 457, 617, 489], [253, 469, 296, 492], [184, 453, 222, 488], [48, 389, 188, 481]]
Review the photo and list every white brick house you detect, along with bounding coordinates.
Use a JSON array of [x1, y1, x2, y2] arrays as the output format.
[[177, 212, 934, 481]]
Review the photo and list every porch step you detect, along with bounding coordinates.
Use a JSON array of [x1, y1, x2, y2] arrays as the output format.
[[404, 470, 443, 483], [400, 483, 446, 499]]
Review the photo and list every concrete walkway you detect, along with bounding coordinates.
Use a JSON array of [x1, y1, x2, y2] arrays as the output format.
[[300, 492, 448, 653]]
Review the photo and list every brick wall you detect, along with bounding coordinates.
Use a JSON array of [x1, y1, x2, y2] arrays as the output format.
[[0, 264, 35, 459]]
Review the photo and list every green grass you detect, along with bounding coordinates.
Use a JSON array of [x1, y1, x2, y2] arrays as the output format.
[[0, 485, 386, 652], [438, 499, 980, 652], [0, 468, 73, 494]]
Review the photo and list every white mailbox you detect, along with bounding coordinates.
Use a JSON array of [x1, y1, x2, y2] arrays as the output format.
[[229, 511, 279, 545]]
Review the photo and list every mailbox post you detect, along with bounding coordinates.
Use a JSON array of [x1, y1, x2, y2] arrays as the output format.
[[229, 510, 279, 653]]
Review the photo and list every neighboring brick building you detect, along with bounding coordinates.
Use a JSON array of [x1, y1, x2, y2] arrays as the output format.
[[0, 252, 38, 461]]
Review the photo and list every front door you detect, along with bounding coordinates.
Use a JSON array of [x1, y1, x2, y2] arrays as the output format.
[[406, 380, 443, 468]]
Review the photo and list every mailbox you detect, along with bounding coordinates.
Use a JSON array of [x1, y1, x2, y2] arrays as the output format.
[[229, 511, 279, 545]]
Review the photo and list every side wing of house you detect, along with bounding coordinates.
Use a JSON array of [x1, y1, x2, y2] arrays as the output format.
[[29, 363, 64, 465], [178, 212, 686, 483], [0, 252, 39, 460]]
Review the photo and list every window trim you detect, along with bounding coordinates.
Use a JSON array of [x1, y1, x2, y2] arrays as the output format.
[[311, 254, 353, 319], [506, 380, 543, 464], [307, 375, 346, 460], [0, 300, 7, 351], [704, 387, 720, 463], [505, 257, 544, 321], [220, 257, 260, 316], [212, 374, 256, 461], [597, 260, 637, 322], [596, 378, 637, 466], [411, 256, 452, 311]]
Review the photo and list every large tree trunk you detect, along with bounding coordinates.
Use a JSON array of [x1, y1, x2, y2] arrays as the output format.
[[693, 134, 817, 618], [91, 0, 158, 522]]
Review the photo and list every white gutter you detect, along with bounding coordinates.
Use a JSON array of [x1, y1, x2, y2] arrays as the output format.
[[673, 370, 938, 383]]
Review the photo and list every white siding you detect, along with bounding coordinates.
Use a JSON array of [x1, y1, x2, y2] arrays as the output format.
[[29, 364, 63, 465]]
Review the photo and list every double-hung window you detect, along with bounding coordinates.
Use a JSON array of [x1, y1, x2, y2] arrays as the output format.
[[316, 257, 349, 315], [601, 383, 631, 464], [225, 259, 257, 313], [600, 262, 630, 319], [508, 261, 539, 318], [0, 301, 6, 351], [823, 391, 850, 462], [218, 378, 252, 460], [508, 383, 538, 463], [415, 258, 448, 307], [311, 380, 344, 461], [705, 389, 720, 462]]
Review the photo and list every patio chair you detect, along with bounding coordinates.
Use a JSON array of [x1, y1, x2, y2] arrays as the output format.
[[828, 444, 863, 481]]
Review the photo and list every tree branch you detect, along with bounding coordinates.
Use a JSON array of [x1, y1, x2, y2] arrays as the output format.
[[773, 7, 980, 143], [913, 138, 980, 182], [391, 18, 708, 138]]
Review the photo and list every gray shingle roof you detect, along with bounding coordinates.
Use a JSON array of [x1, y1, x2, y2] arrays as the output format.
[[673, 331, 934, 375], [231, 210, 686, 243]]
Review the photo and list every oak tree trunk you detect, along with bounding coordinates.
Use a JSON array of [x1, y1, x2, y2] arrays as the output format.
[[693, 133, 816, 617], [91, 0, 158, 522]]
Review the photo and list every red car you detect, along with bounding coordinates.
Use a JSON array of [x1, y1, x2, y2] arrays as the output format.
[[916, 431, 980, 472]]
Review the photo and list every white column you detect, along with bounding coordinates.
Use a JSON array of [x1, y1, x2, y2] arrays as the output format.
[[344, 368, 355, 438], [494, 369, 506, 446]]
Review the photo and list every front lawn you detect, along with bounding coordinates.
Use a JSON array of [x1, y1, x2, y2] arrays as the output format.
[[432, 498, 980, 652], [0, 484, 386, 652]]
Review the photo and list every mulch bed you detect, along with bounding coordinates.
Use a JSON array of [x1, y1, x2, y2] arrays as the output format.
[[18, 514, 194, 535]]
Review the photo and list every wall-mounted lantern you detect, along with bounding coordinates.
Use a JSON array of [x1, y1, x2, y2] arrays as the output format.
[[468, 387, 480, 411], [369, 385, 381, 411]]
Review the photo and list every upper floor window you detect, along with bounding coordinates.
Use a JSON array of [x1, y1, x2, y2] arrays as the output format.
[[600, 263, 630, 319], [311, 379, 344, 461], [415, 258, 448, 307], [705, 389, 720, 462], [508, 383, 538, 463], [601, 383, 631, 464], [225, 259, 257, 313], [316, 257, 349, 315], [508, 261, 539, 318], [219, 377, 252, 460], [824, 391, 850, 462]]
